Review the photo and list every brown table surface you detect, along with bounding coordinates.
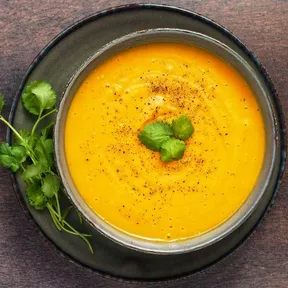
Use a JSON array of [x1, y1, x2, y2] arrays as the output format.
[[0, 0, 287, 287]]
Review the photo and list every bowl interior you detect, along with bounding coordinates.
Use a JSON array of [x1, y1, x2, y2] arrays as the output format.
[[55, 29, 277, 254]]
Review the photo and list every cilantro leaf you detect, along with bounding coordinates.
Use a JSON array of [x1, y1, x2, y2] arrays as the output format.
[[34, 138, 53, 168], [138, 121, 174, 151], [160, 138, 186, 162], [0, 155, 20, 172], [0, 94, 5, 114], [172, 115, 194, 140], [21, 163, 45, 181], [0, 142, 11, 155], [41, 138, 53, 154], [0, 142, 26, 171], [22, 81, 56, 115], [42, 174, 60, 198], [11, 146, 27, 163], [26, 182, 47, 210]]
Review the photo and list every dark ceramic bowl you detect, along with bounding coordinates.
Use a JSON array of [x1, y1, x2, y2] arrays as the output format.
[[55, 28, 280, 254]]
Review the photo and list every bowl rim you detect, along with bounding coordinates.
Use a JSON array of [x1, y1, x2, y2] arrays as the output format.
[[55, 27, 279, 254]]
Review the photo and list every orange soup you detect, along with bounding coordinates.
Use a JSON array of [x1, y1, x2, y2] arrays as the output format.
[[65, 43, 265, 241]]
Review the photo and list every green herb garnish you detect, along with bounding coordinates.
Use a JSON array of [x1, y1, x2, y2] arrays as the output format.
[[0, 83, 93, 253], [160, 138, 186, 162], [138, 121, 174, 151], [172, 114, 194, 140], [138, 114, 194, 162]]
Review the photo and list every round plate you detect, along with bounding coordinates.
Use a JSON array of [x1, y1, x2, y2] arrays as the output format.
[[7, 4, 286, 282]]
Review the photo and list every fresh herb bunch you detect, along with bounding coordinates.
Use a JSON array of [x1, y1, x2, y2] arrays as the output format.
[[138, 115, 194, 162], [0, 82, 93, 253]]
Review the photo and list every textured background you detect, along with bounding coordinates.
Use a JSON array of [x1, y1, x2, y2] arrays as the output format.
[[0, 0, 287, 287]]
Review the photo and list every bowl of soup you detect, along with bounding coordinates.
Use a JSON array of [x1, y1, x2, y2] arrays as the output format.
[[54, 28, 280, 254]]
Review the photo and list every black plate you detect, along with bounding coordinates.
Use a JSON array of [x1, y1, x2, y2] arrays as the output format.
[[7, 4, 286, 282]]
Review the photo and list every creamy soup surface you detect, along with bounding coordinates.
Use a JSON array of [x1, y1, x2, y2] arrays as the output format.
[[65, 43, 265, 241]]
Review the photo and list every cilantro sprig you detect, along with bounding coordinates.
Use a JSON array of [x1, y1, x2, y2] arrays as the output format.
[[138, 115, 194, 162], [0, 82, 93, 253]]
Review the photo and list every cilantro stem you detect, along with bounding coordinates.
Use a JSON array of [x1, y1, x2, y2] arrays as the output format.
[[0, 115, 26, 144], [46, 204, 93, 253], [31, 108, 57, 136], [27, 151, 38, 164], [31, 112, 42, 137], [59, 220, 92, 238], [52, 214, 62, 231], [55, 192, 61, 219], [47, 205, 62, 231], [60, 206, 91, 237], [48, 169, 57, 176], [62, 206, 73, 220], [62, 220, 94, 253]]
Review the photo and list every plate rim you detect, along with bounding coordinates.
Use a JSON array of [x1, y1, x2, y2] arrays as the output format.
[[6, 3, 287, 283]]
